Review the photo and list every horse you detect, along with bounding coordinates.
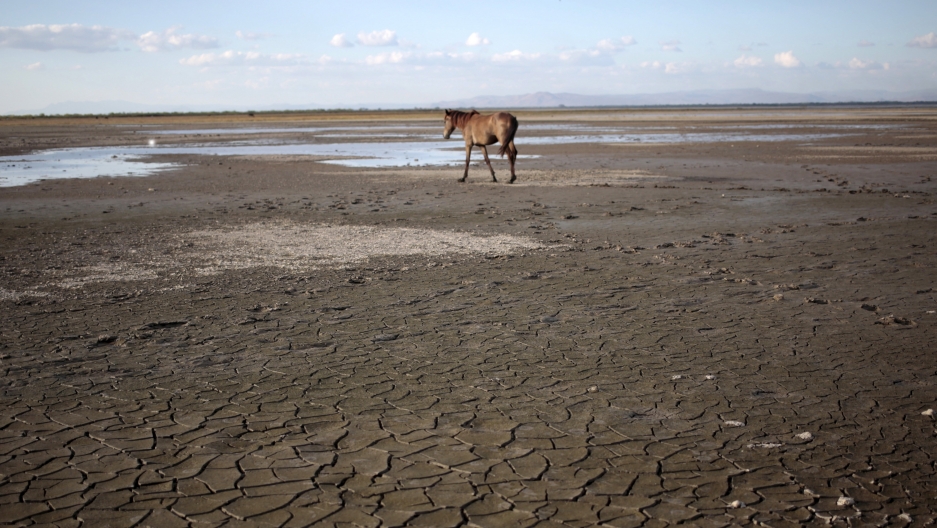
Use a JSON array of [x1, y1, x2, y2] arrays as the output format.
[[443, 109, 518, 183]]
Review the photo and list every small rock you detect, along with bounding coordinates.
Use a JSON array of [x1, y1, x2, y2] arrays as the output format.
[[724, 420, 745, 427], [804, 489, 817, 496], [705, 374, 717, 380], [796, 432, 814, 441], [837, 496, 855, 507], [97, 334, 117, 343], [587, 385, 598, 392], [876, 315, 914, 326], [671, 374, 683, 380], [372, 334, 398, 342], [898, 513, 912, 522], [729, 500, 745, 508], [922, 409, 934, 417]]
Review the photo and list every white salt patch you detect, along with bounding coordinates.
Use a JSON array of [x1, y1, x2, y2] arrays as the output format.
[[729, 500, 745, 508], [0, 288, 50, 301], [705, 374, 716, 380], [796, 432, 814, 441], [55, 264, 158, 289], [671, 374, 683, 380], [724, 420, 745, 427], [39, 222, 552, 289], [837, 496, 855, 507], [188, 221, 549, 272], [899, 513, 913, 522], [922, 409, 934, 417]]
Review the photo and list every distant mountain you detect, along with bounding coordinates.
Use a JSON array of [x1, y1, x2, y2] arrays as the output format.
[[8, 88, 937, 116], [433, 88, 937, 109]]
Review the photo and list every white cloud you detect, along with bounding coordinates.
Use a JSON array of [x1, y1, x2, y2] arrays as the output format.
[[465, 32, 490, 46], [774, 50, 801, 68], [596, 36, 636, 51], [733, 55, 763, 68], [425, 51, 479, 62], [660, 40, 682, 52], [357, 30, 397, 46], [24, 62, 43, 70], [641, 60, 690, 73], [179, 50, 304, 67], [0, 23, 133, 52], [907, 32, 937, 48], [558, 49, 601, 62], [665, 62, 686, 74], [858, 40, 875, 47], [365, 51, 410, 65], [330, 33, 353, 48], [137, 27, 218, 52], [491, 49, 541, 62], [848, 57, 889, 70], [236, 30, 271, 41]]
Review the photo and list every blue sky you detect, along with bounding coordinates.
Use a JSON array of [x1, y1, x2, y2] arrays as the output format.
[[2, 1, 936, 113]]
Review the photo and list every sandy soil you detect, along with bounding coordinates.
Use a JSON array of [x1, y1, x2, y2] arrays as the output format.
[[1, 107, 936, 527]]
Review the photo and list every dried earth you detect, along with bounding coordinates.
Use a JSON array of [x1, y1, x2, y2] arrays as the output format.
[[1, 107, 936, 527]]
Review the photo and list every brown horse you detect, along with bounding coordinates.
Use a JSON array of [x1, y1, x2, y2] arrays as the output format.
[[443, 109, 518, 183]]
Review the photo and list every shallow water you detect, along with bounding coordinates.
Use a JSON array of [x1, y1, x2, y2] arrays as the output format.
[[0, 124, 858, 187], [150, 125, 427, 135], [0, 151, 179, 187]]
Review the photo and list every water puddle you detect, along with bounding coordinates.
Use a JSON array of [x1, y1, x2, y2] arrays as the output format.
[[1, 124, 857, 187], [1, 151, 179, 187], [149, 125, 428, 135]]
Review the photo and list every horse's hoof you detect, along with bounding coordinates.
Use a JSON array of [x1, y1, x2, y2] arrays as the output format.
[[509, 177, 516, 184], [458, 178, 466, 183]]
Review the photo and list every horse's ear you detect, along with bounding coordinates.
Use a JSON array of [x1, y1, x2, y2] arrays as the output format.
[[445, 109, 450, 115]]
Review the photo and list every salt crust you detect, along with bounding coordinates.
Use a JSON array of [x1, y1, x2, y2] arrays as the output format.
[[12, 221, 550, 295]]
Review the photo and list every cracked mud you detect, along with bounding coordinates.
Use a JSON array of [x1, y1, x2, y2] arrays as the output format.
[[1, 107, 936, 527]]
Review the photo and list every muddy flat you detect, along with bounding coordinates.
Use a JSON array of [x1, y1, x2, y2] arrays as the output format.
[[1, 106, 936, 527]]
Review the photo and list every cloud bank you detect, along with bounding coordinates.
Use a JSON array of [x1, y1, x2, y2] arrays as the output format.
[[137, 27, 218, 52], [0, 24, 133, 52]]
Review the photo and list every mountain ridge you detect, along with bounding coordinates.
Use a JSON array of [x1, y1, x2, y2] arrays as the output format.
[[9, 88, 937, 116]]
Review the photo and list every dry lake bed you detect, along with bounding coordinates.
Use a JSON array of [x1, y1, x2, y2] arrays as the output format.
[[1, 106, 936, 527]]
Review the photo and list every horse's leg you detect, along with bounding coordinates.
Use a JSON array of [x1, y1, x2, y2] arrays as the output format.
[[459, 144, 471, 182], [508, 141, 517, 183], [480, 145, 497, 182]]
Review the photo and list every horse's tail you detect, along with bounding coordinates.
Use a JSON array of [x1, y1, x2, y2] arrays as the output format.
[[498, 115, 519, 157]]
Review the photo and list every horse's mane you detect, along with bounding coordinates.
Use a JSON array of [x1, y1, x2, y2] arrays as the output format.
[[449, 109, 479, 129]]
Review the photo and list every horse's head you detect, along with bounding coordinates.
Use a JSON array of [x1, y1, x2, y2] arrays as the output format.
[[443, 109, 455, 139]]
